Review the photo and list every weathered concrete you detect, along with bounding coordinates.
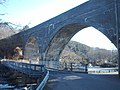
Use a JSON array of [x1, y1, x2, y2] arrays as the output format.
[[0, 0, 120, 74]]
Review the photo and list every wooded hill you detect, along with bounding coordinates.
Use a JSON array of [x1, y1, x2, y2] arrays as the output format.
[[60, 41, 118, 66]]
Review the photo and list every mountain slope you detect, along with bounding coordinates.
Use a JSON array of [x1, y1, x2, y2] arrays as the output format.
[[60, 41, 117, 65], [0, 23, 16, 39]]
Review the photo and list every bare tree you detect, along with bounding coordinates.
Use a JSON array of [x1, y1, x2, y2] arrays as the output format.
[[0, 0, 6, 4], [0, 0, 6, 22]]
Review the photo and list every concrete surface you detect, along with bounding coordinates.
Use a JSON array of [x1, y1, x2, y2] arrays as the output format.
[[45, 70, 120, 90]]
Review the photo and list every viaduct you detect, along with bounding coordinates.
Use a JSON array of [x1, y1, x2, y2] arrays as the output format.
[[0, 0, 120, 75]]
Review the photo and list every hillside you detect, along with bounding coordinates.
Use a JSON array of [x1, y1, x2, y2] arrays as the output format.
[[60, 41, 118, 65], [0, 23, 16, 39], [0, 23, 29, 40]]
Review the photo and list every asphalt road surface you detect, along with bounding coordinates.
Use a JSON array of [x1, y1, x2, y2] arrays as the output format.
[[44, 70, 120, 90]]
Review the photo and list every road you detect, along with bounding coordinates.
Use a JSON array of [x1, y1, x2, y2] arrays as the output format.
[[44, 70, 120, 90]]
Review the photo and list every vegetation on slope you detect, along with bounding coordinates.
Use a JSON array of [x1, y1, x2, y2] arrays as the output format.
[[61, 41, 118, 66]]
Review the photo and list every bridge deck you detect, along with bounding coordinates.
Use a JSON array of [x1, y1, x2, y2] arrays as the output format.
[[1, 60, 46, 78]]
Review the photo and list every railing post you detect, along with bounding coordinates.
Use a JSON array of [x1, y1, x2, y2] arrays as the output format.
[[41, 65, 44, 72], [30, 64, 31, 70], [34, 65, 36, 70], [22, 63, 23, 70], [70, 62, 73, 71]]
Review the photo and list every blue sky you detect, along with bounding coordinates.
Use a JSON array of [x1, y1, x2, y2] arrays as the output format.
[[0, 0, 117, 50], [0, 0, 88, 26]]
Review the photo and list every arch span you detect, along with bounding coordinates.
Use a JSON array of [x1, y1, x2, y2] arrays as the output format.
[[45, 23, 88, 62], [44, 23, 116, 68]]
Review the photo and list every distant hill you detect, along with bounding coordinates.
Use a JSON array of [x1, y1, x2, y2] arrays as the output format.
[[60, 41, 118, 65], [0, 23, 16, 39], [0, 23, 30, 40], [60, 41, 90, 62]]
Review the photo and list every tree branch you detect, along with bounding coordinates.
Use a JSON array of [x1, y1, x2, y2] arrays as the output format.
[[0, 0, 6, 4]]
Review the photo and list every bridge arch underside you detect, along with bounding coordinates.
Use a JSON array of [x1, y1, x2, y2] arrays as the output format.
[[45, 23, 116, 68], [24, 37, 39, 64]]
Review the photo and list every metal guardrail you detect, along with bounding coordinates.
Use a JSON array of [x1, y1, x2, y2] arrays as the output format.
[[1, 59, 49, 90], [88, 67, 118, 73], [1, 60, 45, 76], [36, 70, 49, 90]]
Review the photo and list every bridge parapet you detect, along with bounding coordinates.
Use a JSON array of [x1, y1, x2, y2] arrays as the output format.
[[1, 59, 49, 90], [1, 59, 46, 77]]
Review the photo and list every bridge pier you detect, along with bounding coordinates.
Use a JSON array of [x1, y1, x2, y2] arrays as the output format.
[[117, 42, 120, 77], [115, 0, 120, 77]]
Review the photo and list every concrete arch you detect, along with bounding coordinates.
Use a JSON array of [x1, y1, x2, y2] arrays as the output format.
[[45, 23, 88, 61], [24, 37, 40, 64], [44, 23, 116, 67]]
